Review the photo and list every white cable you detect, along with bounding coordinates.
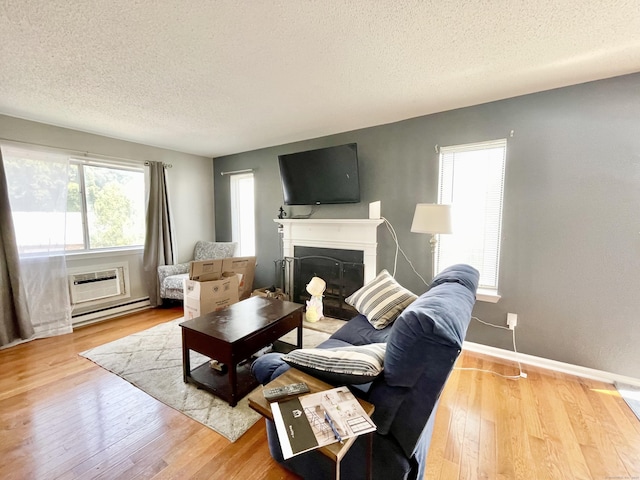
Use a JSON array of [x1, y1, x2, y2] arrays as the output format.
[[382, 216, 400, 276], [454, 316, 527, 380], [381, 217, 430, 287]]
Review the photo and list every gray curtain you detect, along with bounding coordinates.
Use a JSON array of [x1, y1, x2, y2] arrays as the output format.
[[0, 149, 34, 347], [143, 161, 175, 306]]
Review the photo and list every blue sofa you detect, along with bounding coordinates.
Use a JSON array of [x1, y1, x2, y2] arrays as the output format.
[[251, 264, 479, 480]]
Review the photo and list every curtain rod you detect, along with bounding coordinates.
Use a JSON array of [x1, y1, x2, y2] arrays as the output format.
[[220, 168, 254, 176], [0, 136, 148, 165], [144, 161, 173, 168]]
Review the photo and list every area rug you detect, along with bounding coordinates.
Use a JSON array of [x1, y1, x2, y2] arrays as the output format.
[[303, 316, 346, 335], [80, 318, 333, 442], [615, 381, 640, 422]]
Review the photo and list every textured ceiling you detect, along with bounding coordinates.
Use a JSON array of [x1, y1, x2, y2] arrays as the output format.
[[1, 1, 640, 158]]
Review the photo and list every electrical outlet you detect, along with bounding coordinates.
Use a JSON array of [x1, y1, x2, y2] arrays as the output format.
[[507, 313, 518, 330]]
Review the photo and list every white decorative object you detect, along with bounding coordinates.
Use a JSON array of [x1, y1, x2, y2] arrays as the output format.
[[305, 276, 326, 323]]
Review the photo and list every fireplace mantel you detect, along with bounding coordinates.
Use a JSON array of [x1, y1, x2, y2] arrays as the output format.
[[274, 218, 384, 283]]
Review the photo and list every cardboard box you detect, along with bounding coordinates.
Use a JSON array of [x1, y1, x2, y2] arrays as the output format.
[[189, 257, 224, 282], [183, 273, 240, 320], [189, 256, 256, 300], [222, 256, 256, 300]]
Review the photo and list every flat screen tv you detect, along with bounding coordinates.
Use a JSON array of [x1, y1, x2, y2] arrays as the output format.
[[278, 143, 360, 205]]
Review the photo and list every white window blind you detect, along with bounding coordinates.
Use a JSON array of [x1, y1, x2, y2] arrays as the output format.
[[230, 172, 255, 256], [436, 139, 506, 291]]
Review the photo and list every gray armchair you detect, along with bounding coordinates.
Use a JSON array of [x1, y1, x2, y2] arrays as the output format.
[[157, 241, 237, 301]]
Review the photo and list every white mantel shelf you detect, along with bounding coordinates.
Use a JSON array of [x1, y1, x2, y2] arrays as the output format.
[[275, 218, 384, 224], [274, 218, 384, 283]]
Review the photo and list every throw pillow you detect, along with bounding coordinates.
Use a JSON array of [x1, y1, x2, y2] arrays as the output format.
[[282, 343, 387, 385], [345, 269, 418, 329]]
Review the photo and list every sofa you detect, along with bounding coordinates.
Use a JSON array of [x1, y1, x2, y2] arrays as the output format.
[[157, 241, 237, 301], [251, 263, 479, 480]]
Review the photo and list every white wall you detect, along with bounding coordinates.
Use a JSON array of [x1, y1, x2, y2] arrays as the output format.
[[0, 114, 215, 317]]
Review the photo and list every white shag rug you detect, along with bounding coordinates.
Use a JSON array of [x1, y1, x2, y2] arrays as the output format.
[[80, 317, 333, 442]]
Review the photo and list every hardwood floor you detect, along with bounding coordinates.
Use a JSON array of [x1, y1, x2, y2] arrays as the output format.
[[1, 307, 639, 479]]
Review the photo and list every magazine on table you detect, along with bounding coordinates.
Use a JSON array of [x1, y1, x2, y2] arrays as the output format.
[[270, 386, 376, 459]]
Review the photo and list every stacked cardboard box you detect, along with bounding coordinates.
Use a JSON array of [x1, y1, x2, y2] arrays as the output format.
[[183, 256, 256, 320]]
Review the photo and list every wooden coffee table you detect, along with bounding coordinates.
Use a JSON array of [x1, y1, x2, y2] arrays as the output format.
[[179, 296, 304, 407]]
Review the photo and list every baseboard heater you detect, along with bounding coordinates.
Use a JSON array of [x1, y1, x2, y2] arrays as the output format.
[[72, 297, 151, 327]]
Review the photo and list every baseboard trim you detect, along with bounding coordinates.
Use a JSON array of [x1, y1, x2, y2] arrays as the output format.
[[463, 341, 640, 387]]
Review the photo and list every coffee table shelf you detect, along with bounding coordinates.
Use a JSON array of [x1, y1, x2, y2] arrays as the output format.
[[188, 360, 257, 401]]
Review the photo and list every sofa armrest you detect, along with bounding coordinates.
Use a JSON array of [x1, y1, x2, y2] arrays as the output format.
[[157, 262, 189, 284]]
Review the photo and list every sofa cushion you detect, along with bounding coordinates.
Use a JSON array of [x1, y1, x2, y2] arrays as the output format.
[[193, 241, 236, 261], [345, 270, 418, 329], [282, 343, 387, 384], [329, 314, 393, 345], [163, 273, 189, 292]]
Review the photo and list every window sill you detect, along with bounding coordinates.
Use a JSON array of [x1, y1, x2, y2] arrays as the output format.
[[65, 247, 144, 260], [476, 288, 501, 303]]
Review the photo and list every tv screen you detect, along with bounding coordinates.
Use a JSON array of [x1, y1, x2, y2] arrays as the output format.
[[278, 143, 360, 205]]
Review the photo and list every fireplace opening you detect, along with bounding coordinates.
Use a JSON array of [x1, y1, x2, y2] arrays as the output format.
[[282, 246, 364, 320]]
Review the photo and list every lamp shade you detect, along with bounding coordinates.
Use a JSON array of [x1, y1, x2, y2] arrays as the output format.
[[410, 203, 453, 234]]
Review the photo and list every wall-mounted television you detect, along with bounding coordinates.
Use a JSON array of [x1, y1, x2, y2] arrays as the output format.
[[278, 143, 360, 205]]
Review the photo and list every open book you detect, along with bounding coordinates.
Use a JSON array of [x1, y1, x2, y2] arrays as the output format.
[[271, 386, 376, 459]]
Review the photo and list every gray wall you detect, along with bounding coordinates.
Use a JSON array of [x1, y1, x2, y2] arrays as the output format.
[[214, 73, 640, 378], [1, 114, 215, 315]]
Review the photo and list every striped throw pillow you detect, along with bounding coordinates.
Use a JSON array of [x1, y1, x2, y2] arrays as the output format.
[[283, 343, 387, 384], [345, 270, 418, 329]]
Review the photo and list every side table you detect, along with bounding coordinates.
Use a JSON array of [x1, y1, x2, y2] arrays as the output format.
[[248, 368, 374, 480]]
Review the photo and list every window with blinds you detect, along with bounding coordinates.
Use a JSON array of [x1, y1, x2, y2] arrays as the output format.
[[436, 139, 507, 292], [230, 172, 256, 256]]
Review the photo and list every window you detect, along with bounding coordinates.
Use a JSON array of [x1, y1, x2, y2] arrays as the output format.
[[230, 172, 255, 256], [3, 144, 146, 253], [436, 139, 507, 296], [67, 160, 145, 250]]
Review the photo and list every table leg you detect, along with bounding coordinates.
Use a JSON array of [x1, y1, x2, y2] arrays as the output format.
[[229, 362, 238, 407], [366, 432, 373, 480], [182, 331, 190, 383], [297, 324, 303, 348], [334, 458, 340, 480]]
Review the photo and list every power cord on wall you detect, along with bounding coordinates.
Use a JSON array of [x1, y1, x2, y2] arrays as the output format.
[[381, 216, 430, 287], [381, 216, 526, 380], [455, 316, 528, 380], [290, 205, 318, 219]]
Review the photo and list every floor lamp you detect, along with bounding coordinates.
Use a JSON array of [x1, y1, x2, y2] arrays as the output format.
[[410, 203, 453, 278]]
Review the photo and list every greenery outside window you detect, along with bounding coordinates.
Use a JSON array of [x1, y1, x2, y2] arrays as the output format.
[[67, 160, 145, 250], [4, 145, 145, 253]]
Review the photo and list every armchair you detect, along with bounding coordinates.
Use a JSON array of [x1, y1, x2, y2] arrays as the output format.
[[157, 241, 237, 301], [251, 264, 479, 479]]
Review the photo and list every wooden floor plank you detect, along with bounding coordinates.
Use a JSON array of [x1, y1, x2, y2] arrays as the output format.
[[1, 306, 639, 479]]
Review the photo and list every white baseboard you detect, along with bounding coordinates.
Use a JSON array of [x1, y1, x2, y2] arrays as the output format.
[[463, 341, 640, 387]]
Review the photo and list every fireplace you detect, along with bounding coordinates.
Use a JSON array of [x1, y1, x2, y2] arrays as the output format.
[[290, 246, 364, 319], [274, 218, 383, 319]]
